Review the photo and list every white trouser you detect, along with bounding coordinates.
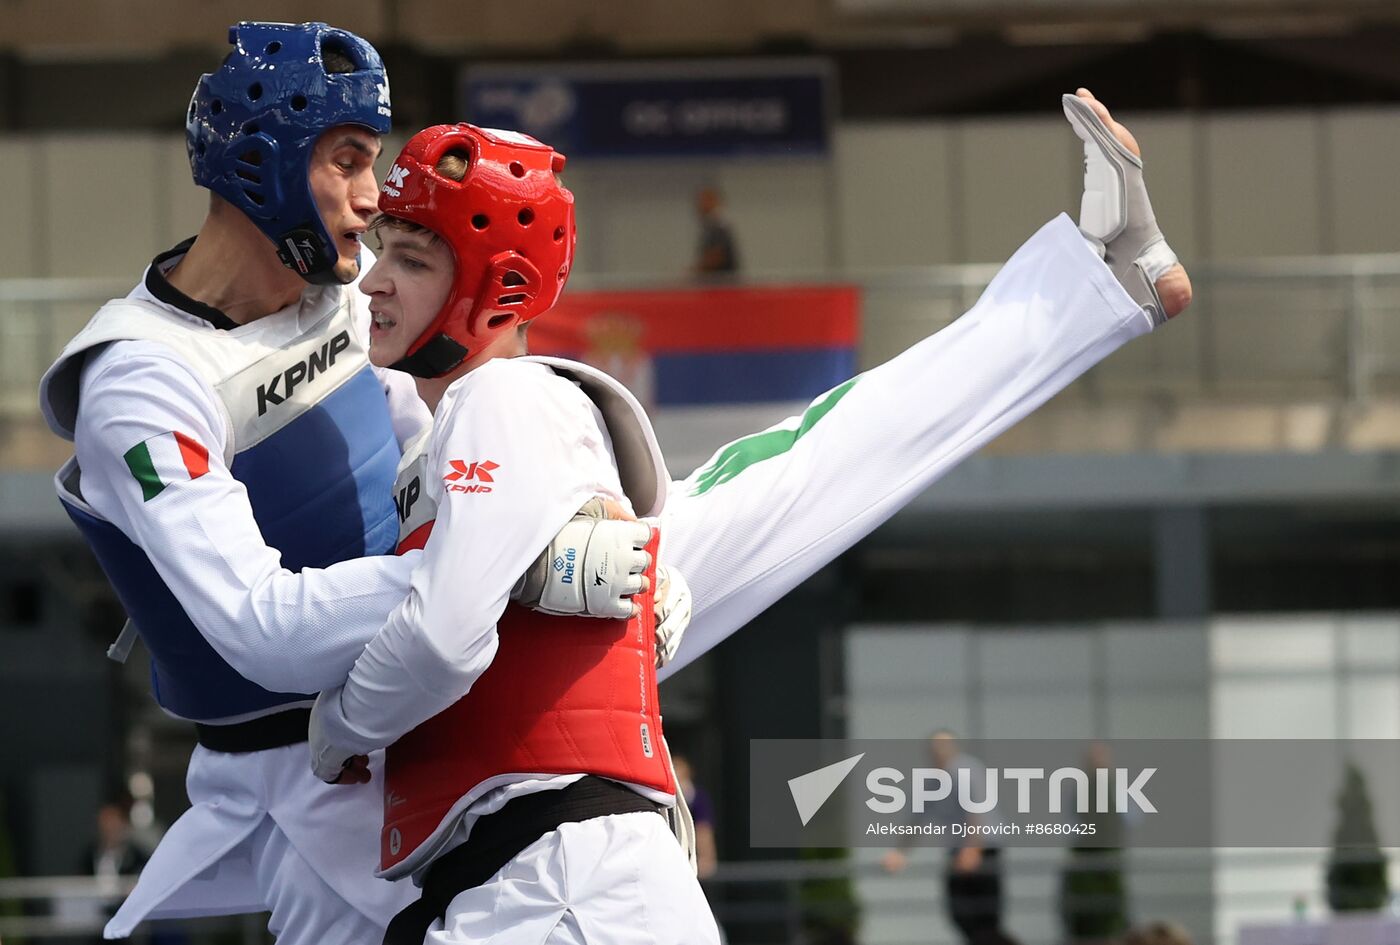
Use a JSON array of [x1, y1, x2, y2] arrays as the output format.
[[427, 811, 720, 945], [106, 743, 413, 944], [660, 213, 1151, 679]]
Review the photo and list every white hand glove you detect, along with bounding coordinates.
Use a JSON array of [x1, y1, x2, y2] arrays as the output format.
[[513, 499, 651, 619], [653, 565, 692, 669], [309, 690, 371, 785]]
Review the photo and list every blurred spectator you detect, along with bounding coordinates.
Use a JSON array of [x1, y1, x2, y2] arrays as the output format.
[[882, 730, 1007, 945], [1060, 740, 1130, 944], [693, 187, 740, 276], [1124, 920, 1194, 945], [74, 794, 149, 942], [672, 754, 718, 879], [85, 794, 148, 881]]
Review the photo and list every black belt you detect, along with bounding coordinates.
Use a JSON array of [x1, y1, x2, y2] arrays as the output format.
[[384, 776, 663, 945], [194, 707, 311, 753]]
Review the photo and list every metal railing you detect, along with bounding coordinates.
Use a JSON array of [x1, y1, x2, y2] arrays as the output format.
[[0, 874, 267, 943], [3, 253, 1400, 443]]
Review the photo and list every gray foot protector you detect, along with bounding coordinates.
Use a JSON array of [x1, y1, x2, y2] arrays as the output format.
[[1063, 94, 1179, 327]]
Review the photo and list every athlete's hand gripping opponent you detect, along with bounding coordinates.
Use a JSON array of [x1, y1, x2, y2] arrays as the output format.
[[514, 498, 651, 618], [515, 498, 692, 665]]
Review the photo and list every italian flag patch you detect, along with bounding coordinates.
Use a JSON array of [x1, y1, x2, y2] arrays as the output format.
[[123, 431, 209, 501]]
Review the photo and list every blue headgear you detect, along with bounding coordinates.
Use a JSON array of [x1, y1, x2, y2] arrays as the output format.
[[187, 22, 392, 284]]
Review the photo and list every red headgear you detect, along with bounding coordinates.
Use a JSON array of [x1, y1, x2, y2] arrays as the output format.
[[377, 123, 576, 377]]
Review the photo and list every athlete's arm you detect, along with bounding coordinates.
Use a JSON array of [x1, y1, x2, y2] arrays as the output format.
[[312, 362, 625, 761], [72, 344, 419, 695], [658, 215, 1153, 679]]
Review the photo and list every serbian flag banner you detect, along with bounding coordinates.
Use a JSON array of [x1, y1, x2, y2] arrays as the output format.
[[529, 284, 858, 408], [528, 284, 858, 470], [123, 431, 210, 501]]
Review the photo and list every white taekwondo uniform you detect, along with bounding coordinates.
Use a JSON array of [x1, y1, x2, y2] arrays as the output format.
[[40, 213, 1151, 944]]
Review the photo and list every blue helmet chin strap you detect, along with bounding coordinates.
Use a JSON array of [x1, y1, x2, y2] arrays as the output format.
[[186, 22, 391, 285]]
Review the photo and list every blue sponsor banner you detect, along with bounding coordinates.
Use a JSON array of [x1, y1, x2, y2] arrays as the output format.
[[460, 60, 832, 159]]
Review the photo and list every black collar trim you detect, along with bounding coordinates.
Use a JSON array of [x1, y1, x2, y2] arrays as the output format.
[[145, 238, 241, 332]]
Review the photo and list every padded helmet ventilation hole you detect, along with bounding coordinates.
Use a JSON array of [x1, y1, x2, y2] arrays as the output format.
[[242, 121, 259, 136], [553, 226, 565, 242], [509, 161, 526, 178], [210, 100, 223, 115], [471, 214, 490, 230], [245, 190, 265, 206], [291, 95, 307, 111], [436, 147, 472, 183], [238, 149, 263, 166], [247, 82, 263, 102], [498, 268, 528, 305], [235, 167, 260, 183], [487, 313, 514, 328], [517, 209, 535, 226], [265, 41, 282, 55], [320, 40, 357, 74]]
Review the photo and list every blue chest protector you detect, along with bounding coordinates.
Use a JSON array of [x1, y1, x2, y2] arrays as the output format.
[[46, 296, 401, 722]]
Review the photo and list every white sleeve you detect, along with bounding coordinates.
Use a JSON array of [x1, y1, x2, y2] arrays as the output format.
[[658, 214, 1152, 680], [314, 364, 607, 754], [376, 365, 433, 448], [72, 343, 418, 695]]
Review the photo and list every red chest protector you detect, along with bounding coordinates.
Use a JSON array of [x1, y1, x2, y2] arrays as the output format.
[[380, 443, 673, 874]]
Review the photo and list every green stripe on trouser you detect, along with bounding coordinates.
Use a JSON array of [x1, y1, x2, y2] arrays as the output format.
[[689, 377, 860, 496], [123, 440, 166, 502]]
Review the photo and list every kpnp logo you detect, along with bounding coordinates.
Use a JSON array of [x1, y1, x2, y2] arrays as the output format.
[[376, 77, 392, 118], [382, 162, 410, 197], [444, 459, 498, 494], [256, 330, 350, 416]]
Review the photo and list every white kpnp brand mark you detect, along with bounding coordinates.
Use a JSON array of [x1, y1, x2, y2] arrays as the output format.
[[382, 163, 410, 198], [376, 77, 392, 117]]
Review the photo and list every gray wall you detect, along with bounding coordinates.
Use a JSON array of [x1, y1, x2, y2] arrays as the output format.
[[4, 107, 1400, 282]]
